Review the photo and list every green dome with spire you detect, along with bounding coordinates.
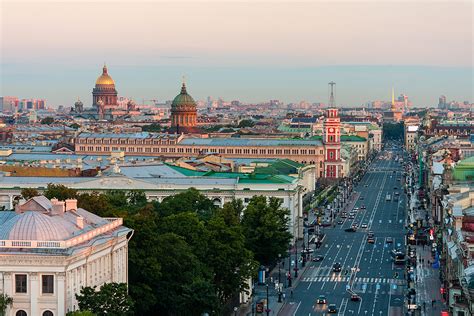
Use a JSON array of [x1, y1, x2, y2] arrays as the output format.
[[171, 83, 196, 109]]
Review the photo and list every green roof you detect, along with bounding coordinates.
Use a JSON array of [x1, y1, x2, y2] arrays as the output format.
[[453, 156, 474, 181], [254, 159, 304, 175], [166, 164, 296, 184]]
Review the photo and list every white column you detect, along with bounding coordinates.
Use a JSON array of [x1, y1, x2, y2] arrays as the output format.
[[30, 273, 39, 316], [8, 194, 13, 210], [57, 273, 66, 316]]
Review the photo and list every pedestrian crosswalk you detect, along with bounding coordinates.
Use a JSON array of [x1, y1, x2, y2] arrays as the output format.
[[301, 275, 405, 285]]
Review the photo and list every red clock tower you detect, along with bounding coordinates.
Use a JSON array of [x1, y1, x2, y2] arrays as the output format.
[[323, 82, 343, 179]]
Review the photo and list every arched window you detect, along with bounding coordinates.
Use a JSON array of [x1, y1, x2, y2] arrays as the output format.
[[43, 312, 53, 316], [16, 311, 27, 316]]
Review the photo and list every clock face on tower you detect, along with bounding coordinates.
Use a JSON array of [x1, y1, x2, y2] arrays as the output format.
[[329, 128, 334, 133]]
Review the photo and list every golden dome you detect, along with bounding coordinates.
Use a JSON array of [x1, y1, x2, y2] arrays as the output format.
[[95, 65, 115, 85]]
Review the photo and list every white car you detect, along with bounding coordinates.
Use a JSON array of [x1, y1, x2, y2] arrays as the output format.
[[361, 223, 368, 229]]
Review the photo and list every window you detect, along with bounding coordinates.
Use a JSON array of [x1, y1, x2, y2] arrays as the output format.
[[16, 311, 27, 316], [15, 274, 27, 293], [42, 275, 54, 294], [43, 311, 53, 316]]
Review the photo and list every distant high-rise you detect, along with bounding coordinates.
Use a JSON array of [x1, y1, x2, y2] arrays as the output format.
[[438, 95, 447, 109]]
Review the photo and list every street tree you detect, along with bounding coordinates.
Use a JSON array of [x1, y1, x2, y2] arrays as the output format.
[[206, 207, 258, 304], [20, 188, 40, 200], [44, 183, 78, 201], [241, 196, 292, 266], [75, 283, 133, 316], [156, 188, 216, 221], [0, 293, 13, 316]]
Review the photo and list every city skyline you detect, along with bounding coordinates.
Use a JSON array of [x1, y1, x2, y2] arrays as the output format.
[[1, 0, 472, 106]]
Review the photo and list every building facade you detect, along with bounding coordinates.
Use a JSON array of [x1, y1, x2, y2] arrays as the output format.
[[0, 196, 132, 316]]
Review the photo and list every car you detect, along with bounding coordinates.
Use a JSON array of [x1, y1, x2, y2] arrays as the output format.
[[328, 304, 338, 313], [361, 223, 368, 229], [359, 196, 364, 200], [316, 295, 327, 304], [332, 262, 342, 272], [312, 255, 324, 262], [361, 205, 366, 209], [394, 187, 398, 190], [337, 220, 344, 225], [321, 221, 332, 227], [367, 237, 375, 244], [345, 227, 356, 232], [364, 184, 368, 187], [348, 215, 355, 219], [302, 248, 314, 254], [350, 294, 361, 301], [386, 237, 394, 243], [341, 214, 347, 219]]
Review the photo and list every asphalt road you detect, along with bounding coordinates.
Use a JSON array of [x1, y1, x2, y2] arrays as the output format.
[[286, 148, 407, 316]]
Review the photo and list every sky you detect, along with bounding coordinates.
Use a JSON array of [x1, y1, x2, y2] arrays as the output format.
[[0, 0, 473, 107]]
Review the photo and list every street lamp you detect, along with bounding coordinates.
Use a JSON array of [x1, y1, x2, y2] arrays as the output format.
[[294, 239, 299, 277], [287, 244, 292, 287], [278, 254, 282, 302], [233, 307, 238, 316]]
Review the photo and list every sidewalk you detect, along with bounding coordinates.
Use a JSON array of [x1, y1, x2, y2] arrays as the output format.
[[238, 244, 311, 316], [414, 245, 445, 315]]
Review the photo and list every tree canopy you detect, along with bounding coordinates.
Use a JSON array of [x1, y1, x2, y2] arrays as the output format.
[[75, 283, 133, 316], [40, 188, 292, 315]]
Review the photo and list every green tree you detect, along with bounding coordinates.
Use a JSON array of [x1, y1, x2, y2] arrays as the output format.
[[237, 119, 255, 128], [127, 190, 147, 207], [241, 196, 292, 266], [0, 293, 13, 316], [66, 311, 95, 316], [44, 184, 78, 201], [69, 123, 81, 129], [40, 116, 55, 125], [75, 283, 134, 316], [206, 204, 258, 304], [383, 122, 405, 140], [153, 233, 216, 315], [126, 208, 162, 315], [141, 123, 162, 132], [77, 192, 114, 217], [20, 188, 40, 200], [156, 188, 216, 221]]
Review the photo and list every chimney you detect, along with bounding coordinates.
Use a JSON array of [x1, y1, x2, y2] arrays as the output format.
[[65, 199, 78, 212], [50, 199, 65, 216], [76, 216, 84, 229]]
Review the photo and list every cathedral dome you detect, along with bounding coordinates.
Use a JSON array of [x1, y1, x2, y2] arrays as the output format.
[[95, 65, 115, 86], [171, 83, 196, 109], [0, 211, 71, 241]]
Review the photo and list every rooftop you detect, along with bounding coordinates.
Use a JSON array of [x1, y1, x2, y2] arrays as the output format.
[[77, 132, 179, 139], [179, 137, 323, 147]]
